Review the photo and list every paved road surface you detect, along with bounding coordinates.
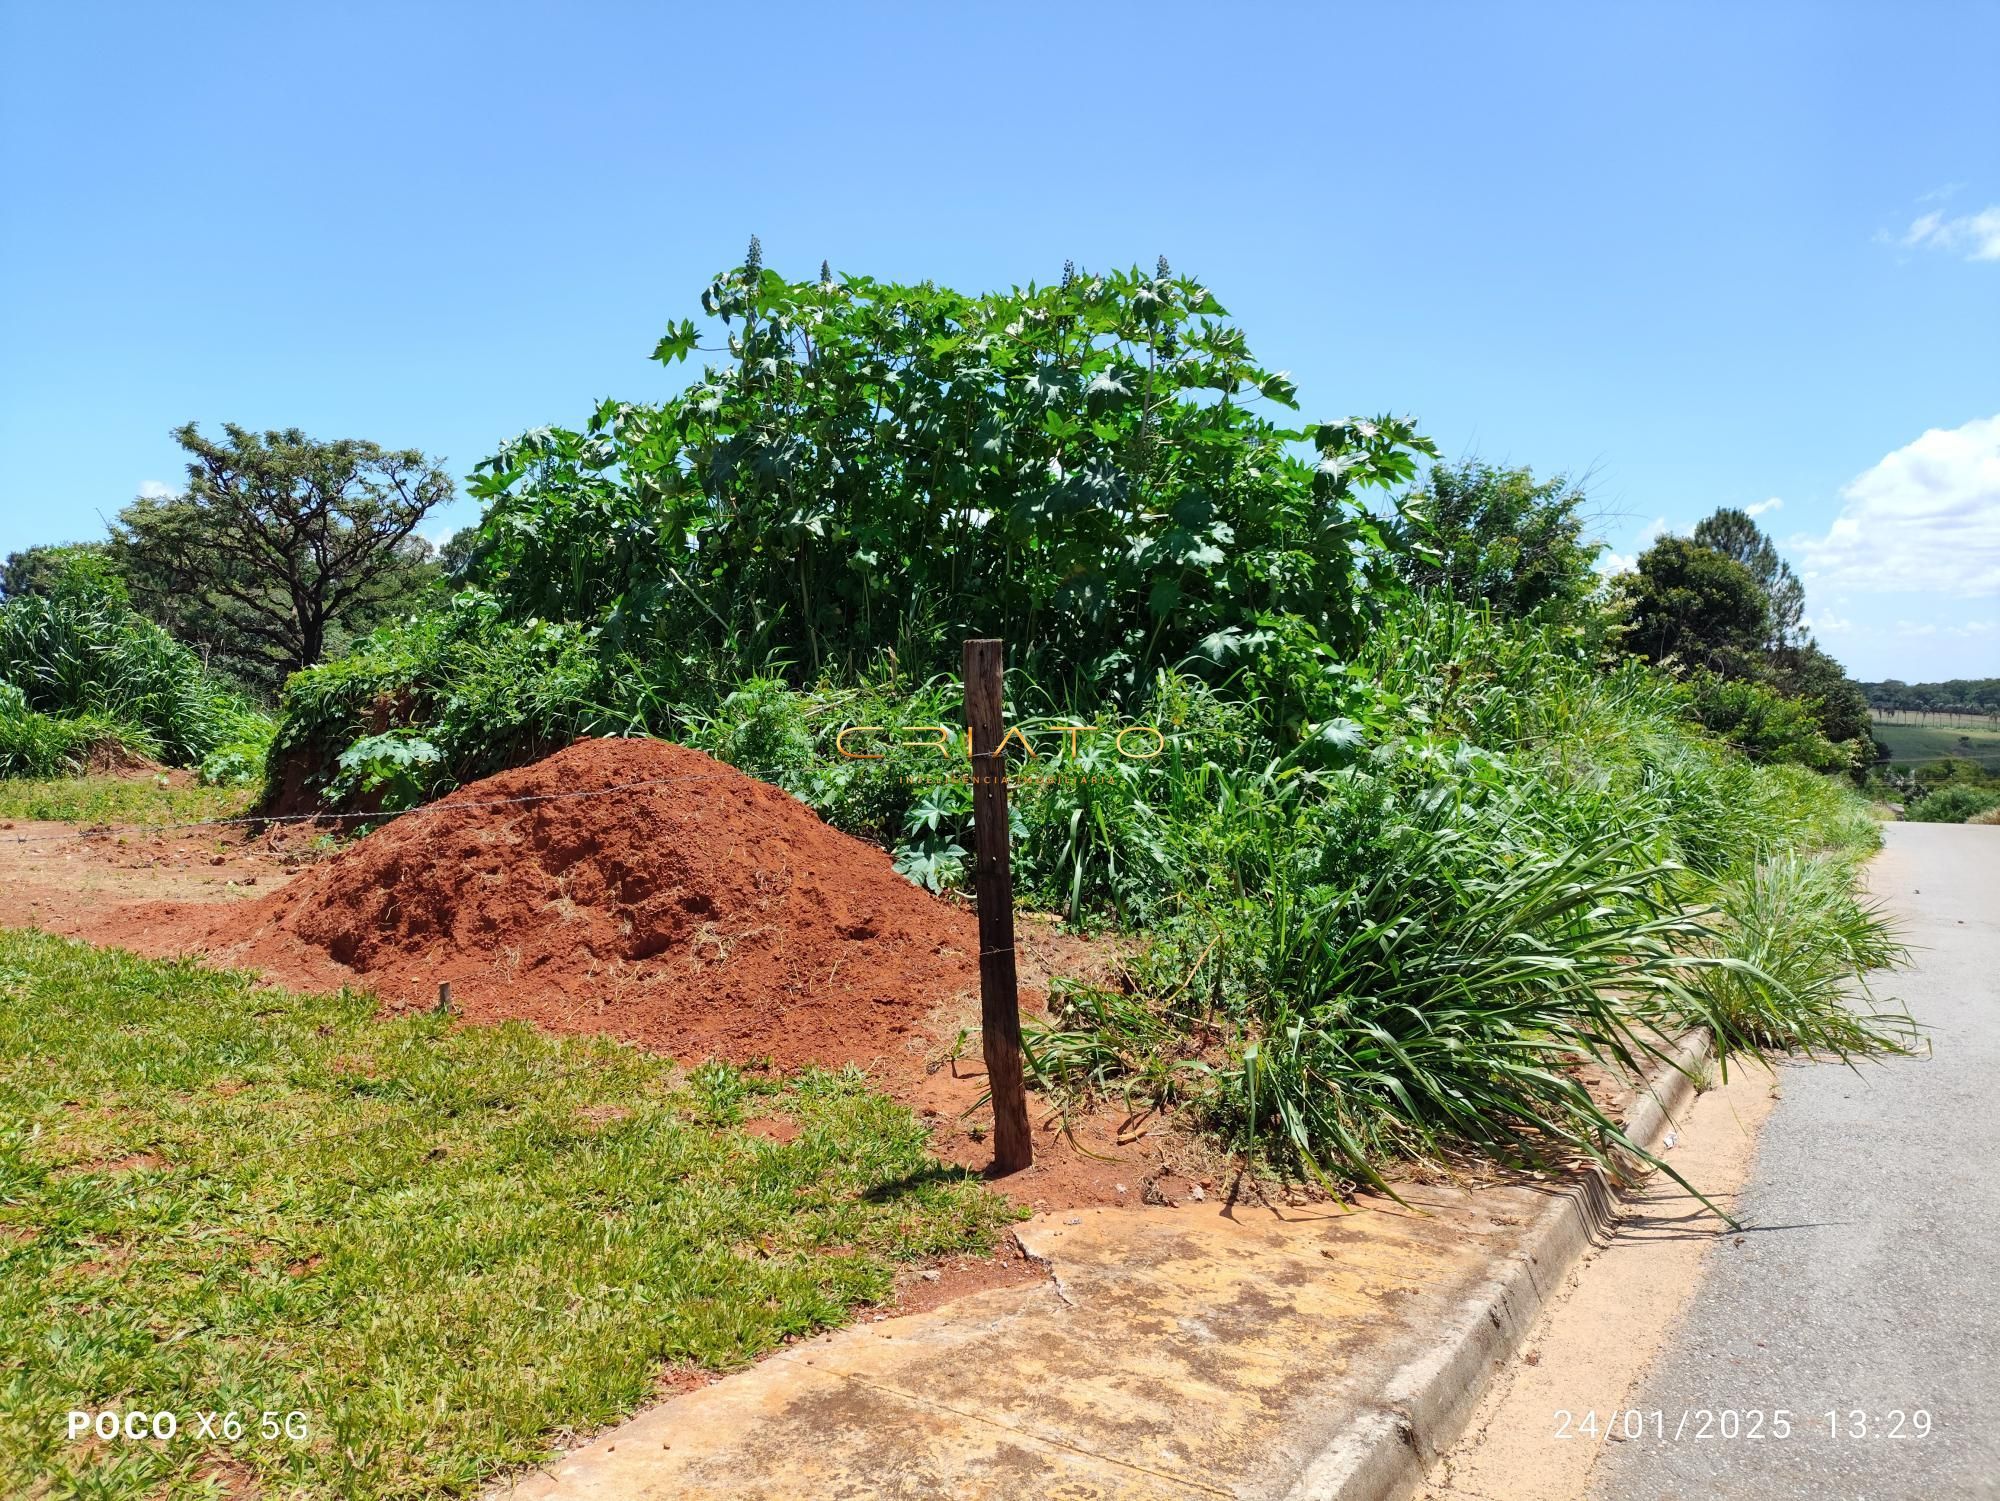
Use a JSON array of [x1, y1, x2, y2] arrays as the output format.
[[1592, 822, 1999, 1500]]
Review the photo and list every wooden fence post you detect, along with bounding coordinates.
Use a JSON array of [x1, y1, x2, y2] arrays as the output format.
[[963, 638, 1032, 1173]]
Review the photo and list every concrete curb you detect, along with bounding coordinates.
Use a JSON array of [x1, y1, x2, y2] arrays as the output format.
[[1282, 1030, 1714, 1501]]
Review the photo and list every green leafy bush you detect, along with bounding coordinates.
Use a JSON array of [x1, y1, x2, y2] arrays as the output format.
[[329, 731, 444, 812], [268, 592, 616, 808], [1690, 671, 1857, 773], [1906, 783, 2000, 823], [1387, 459, 1602, 622], [464, 254, 1434, 693], [197, 743, 265, 788]]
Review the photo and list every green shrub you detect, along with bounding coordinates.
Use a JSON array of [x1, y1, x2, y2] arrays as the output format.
[[1906, 783, 2000, 823], [1689, 671, 1857, 773], [197, 743, 265, 788], [268, 592, 621, 808], [465, 256, 1434, 694], [329, 731, 444, 812], [695, 676, 815, 788]]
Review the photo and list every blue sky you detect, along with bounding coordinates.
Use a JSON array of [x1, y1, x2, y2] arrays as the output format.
[[2, 1, 1995, 681]]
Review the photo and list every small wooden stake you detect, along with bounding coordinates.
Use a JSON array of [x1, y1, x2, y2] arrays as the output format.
[[964, 638, 1032, 1173], [435, 981, 452, 1016]]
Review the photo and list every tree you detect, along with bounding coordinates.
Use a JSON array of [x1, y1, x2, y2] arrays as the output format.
[[1691, 507, 1804, 650], [1620, 536, 1769, 672], [437, 525, 483, 581], [1387, 459, 1600, 620], [111, 424, 450, 688], [1773, 641, 1872, 747]]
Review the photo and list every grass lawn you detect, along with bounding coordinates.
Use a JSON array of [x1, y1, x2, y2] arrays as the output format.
[[1871, 720, 2000, 770], [0, 776, 259, 827], [0, 929, 1016, 1499]]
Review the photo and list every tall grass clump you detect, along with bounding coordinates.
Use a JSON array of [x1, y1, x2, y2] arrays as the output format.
[[1690, 852, 1910, 1055], [0, 555, 266, 777], [1027, 597, 1910, 1197]]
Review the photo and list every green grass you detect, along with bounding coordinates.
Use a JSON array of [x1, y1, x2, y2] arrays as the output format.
[[0, 930, 1016, 1499], [0, 776, 258, 827], [1871, 719, 2000, 770]]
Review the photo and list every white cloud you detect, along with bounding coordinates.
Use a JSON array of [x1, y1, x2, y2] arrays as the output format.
[[1806, 611, 1853, 634], [137, 480, 178, 500], [1888, 618, 1995, 637], [1745, 496, 1783, 518], [1900, 205, 2000, 263], [1593, 516, 1673, 578], [1794, 413, 2000, 597]]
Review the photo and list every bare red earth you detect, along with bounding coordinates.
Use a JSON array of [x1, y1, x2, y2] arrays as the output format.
[[100, 739, 984, 1071], [62, 740, 1170, 1212]]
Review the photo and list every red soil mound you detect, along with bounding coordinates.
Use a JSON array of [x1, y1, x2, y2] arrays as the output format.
[[118, 738, 984, 1070]]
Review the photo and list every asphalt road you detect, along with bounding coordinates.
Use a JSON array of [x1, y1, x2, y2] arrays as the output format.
[[1592, 822, 2000, 1500]]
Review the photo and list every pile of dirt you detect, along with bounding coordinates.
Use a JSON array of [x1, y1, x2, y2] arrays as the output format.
[[112, 738, 986, 1070]]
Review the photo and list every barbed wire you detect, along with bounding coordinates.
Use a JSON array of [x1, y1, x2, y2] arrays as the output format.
[[20, 735, 1984, 850], [2, 771, 769, 846]]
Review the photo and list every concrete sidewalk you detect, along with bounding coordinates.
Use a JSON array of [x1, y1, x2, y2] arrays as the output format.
[[492, 1175, 1626, 1501]]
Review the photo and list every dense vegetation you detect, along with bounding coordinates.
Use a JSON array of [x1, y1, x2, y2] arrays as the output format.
[[1383, 459, 1600, 623], [0, 553, 268, 780], [1021, 601, 1906, 1188], [5, 426, 451, 700], [1615, 510, 1873, 774], [459, 251, 1429, 690], [1, 251, 1917, 1195]]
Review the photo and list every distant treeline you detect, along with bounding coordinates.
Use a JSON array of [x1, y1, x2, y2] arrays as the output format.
[[1860, 678, 2000, 717]]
